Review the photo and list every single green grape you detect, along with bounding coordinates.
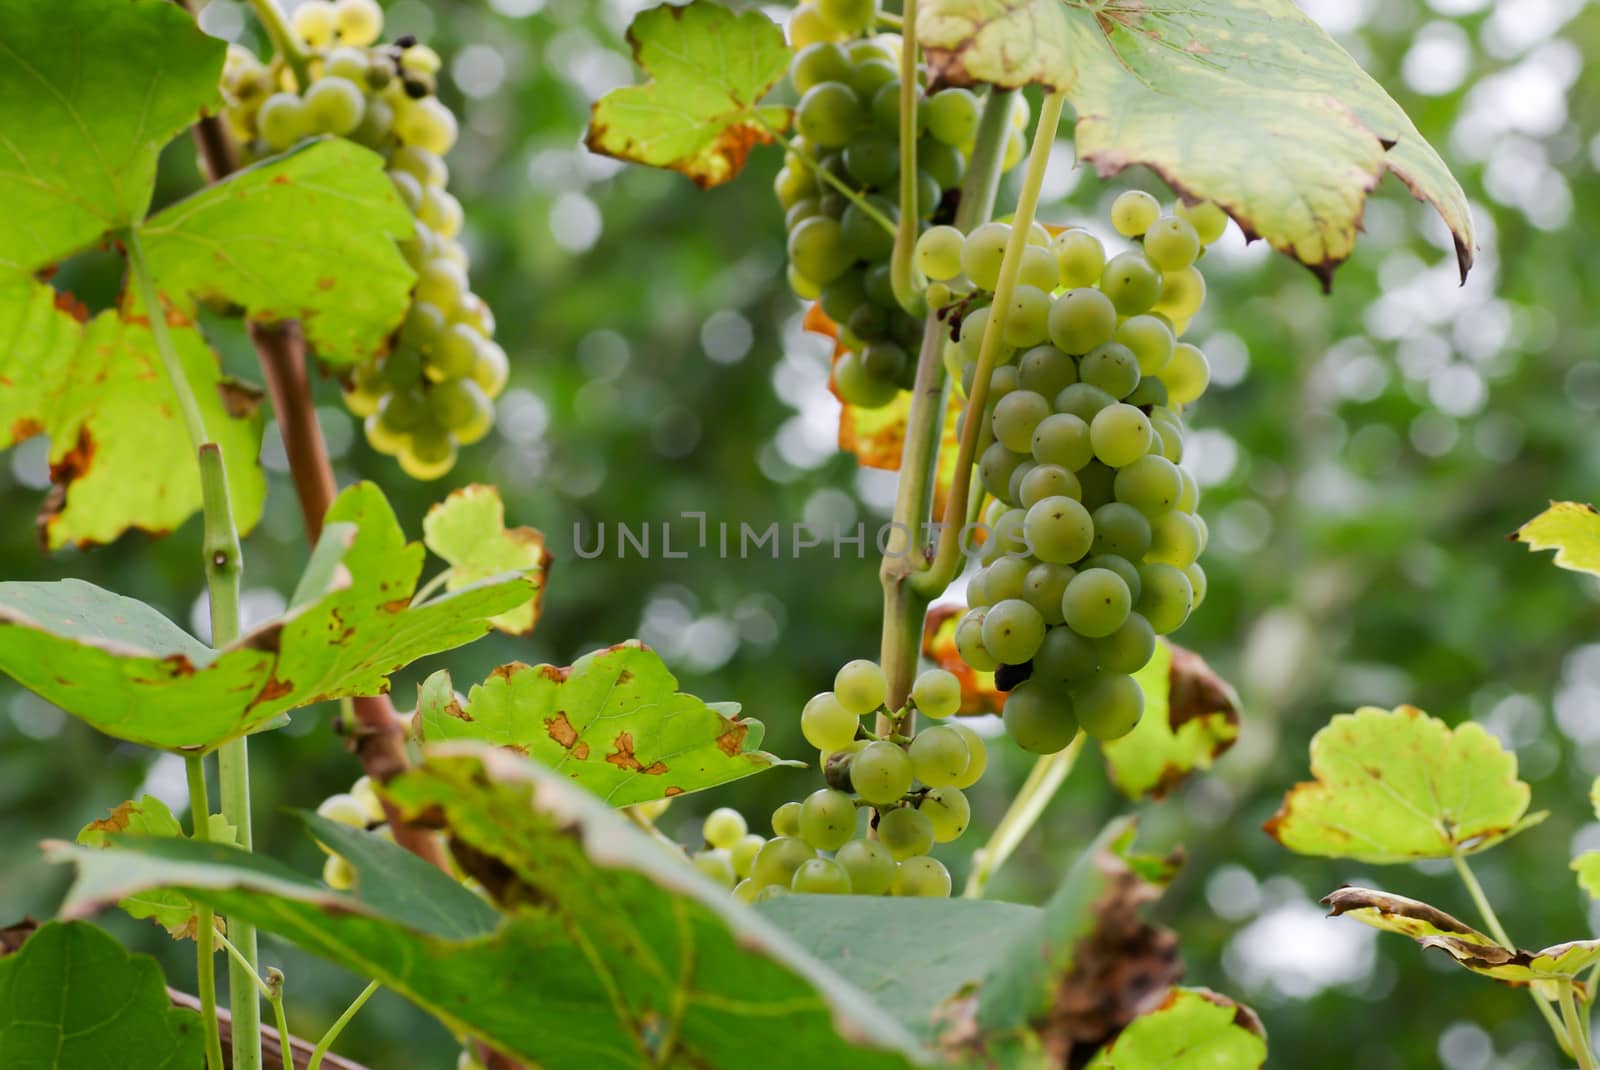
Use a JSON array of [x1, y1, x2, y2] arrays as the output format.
[[851, 740, 914, 805], [1116, 315, 1175, 376], [1023, 562, 1074, 625], [1002, 679, 1080, 754], [1147, 510, 1203, 569], [1052, 383, 1115, 427], [290, 0, 336, 48], [920, 788, 970, 842], [948, 722, 988, 788], [692, 849, 736, 888], [1094, 613, 1156, 674], [1032, 623, 1099, 681], [750, 835, 817, 887], [791, 856, 854, 894], [1023, 495, 1094, 565], [1110, 190, 1161, 237], [1079, 342, 1141, 400], [981, 598, 1047, 664], [257, 91, 307, 151], [1019, 245, 1062, 291], [1143, 215, 1200, 271], [877, 806, 935, 860], [447, 384, 495, 446], [893, 856, 952, 898], [912, 668, 963, 720], [916, 225, 965, 281], [316, 793, 369, 829], [1083, 554, 1142, 603], [1018, 345, 1076, 398], [836, 838, 896, 895], [1089, 403, 1154, 468], [771, 800, 803, 838], [869, 78, 921, 131], [420, 186, 464, 239], [1186, 562, 1208, 607], [788, 215, 853, 285], [1062, 567, 1132, 638], [322, 853, 355, 890], [733, 878, 760, 903], [349, 775, 385, 823], [908, 724, 971, 786], [847, 57, 898, 99], [1176, 467, 1200, 513], [416, 258, 468, 308], [1052, 228, 1105, 287], [394, 96, 458, 155], [398, 425, 457, 481], [333, 0, 384, 45], [304, 75, 365, 136], [1031, 412, 1093, 471], [835, 659, 888, 715], [955, 608, 999, 671], [390, 144, 448, 188], [841, 195, 896, 259], [925, 87, 980, 145], [992, 389, 1051, 453], [1072, 672, 1144, 739], [1048, 288, 1117, 355], [729, 833, 766, 878], [796, 81, 862, 147], [703, 807, 747, 849], [835, 350, 900, 408], [981, 555, 1032, 603], [1113, 455, 1182, 518], [1161, 342, 1211, 406], [1091, 501, 1153, 560], [1002, 285, 1052, 349], [472, 340, 509, 397], [1176, 200, 1229, 244], [979, 441, 1025, 504], [799, 788, 858, 851], [920, 137, 966, 190], [1007, 461, 1039, 509], [1098, 251, 1163, 315], [801, 690, 858, 751], [363, 414, 406, 457], [1154, 265, 1207, 321], [980, 507, 1028, 564], [774, 164, 819, 209], [1019, 465, 1081, 509], [791, 41, 851, 93], [961, 222, 1012, 291], [787, 3, 840, 48]]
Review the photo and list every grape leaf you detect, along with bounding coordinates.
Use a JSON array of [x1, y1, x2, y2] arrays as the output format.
[[0, 920, 205, 1068], [140, 139, 416, 365], [50, 746, 926, 1070], [0, 276, 267, 549], [1512, 501, 1600, 580], [1571, 777, 1600, 899], [1085, 988, 1266, 1070], [76, 795, 235, 941], [1101, 642, 1240, 800], [1323, 887, 1600, 995], [1265, 705, 1546, 863], [416, 641, 798, 806], [918, 0, 1474, 284], [587, 0, 792, 189], [421, 484, 550, 635], [0, 0, 224, 273], [0, 484, 535, 751]]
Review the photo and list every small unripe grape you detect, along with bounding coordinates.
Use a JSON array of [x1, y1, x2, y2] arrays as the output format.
[[921, 787, 970, 843], [925, 87, 979, 146], [801, 691, 858, 752], [420, 186, 464, 239], [791, 42, 851, 93], [1160, 342, 1211, 406], [349, 775, 386, 823], [1099, 251, 1163, 315], [981, 598, 1046, 665], [472, 340, 510, 397], [1094, 613, 1157, 675], [703, 807, 747, 849], [291, 0, 337, 49], [428, 324, 481, 380], [363, 414, 406, 456], [416, 258, 468, 308], [1033, 624, 1099, 681], [771, 801, 803, 838], [1062, 567, 1132, 639], [1091, 501, 1153, 560], [1052, 228, 1105, 287], [1176, 200, 1229, 244], [1147, 510, 1203, 569], [322, 853, 355, 890], [796, 81, 862, 148], [836, 839, 896, 895], [729, 833, 766, 878], [1048, 288, 1116, 354], [1002, 680, 1079, 754], [304, 75, 365, 135], [1110, 190, 1160, 237], [398, 426, 457, 480], [324, 46, 370, 82], [908, 724, 971, 786], [912, 668, 962, 720], [834, 659, 888, 715], [333, 0, 384, 45], [1018, 345, 1076, 399], [798, 788, 857, 851], [751, 836, 816, 887], [877, 806, 934, 860], [817, 0, 876, 32], [733, 878, 760, 902], [792, 857, 853, 894], [993, 389, 1051, 453], [955, 608, 998, 672], [1023, 495, 1093, 565], [316, 792, 369, 828], [948, 722, 987, 788], [892, 856, 952, 898], [961, 222, 1011, 291], [915, 224, 965, 281], [1116, 315, 1175, 376], [1073, 672, 1145, 739], [1186, 562, 1208, 608], [788, 3, 843, 47], [257, 92, 308, 151], [1144, 215, 1200, 271], [850, 740, 913, 805], [1031, 413, 1093, 471], [395, 96, 458, 155], [1023, 562, 1074, 625], [692, 849, 736, 888], [1154, 265, 1207, 320], [1089, 403, 1154, 468], [391, 144, 448, 188], [1080, 342, 1141, 400]]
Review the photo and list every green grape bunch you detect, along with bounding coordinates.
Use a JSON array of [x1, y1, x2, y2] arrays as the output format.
[[218, 0, 508, 481], [777, 1, 1026, 410], [922, 191, 1224, 752], [687, 659, 981, 900]]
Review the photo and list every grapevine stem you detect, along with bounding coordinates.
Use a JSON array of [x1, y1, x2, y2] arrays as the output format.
[[409, 568, 454, 607], [888, 0, 922, 314], [917, 91, 1066, 596], [214, 932, 273, 1000], [129, 229, 264, 1070], [1562, 983, 1597, 1070], [307, 980, 381, 1070], [266, 969, 292, 1066], [955, 90, 1015, 234], [186, 755, 227, 1070], [963, 735, 1083, 898], [243, 0, 312, 87], [1452, 851, 1573, 1056], [758, 119, 897, 237]]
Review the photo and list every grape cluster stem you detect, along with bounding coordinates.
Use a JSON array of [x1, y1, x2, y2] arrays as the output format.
[[963, 735, 1082, 898]]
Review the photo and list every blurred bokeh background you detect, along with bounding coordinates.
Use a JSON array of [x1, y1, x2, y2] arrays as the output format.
[[3, 0, 1599, 1065]]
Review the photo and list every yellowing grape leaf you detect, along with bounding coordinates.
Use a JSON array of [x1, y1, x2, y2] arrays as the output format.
[[1512, 501, 1600, 580], [76, 796, 234, 940], [1266, 706, 1545, 863], [586, 0, 792, 189], [918, 0, 1474, 285], [1572, 777, 1600, 899], [422, 484, 550, 636], [1323, 887, 1600, 995], [1102, 642, 1240, 800], [0, 920, 206, 1069], [140, 138, 416, 364], [0, 276, 267, 549], [1086, 988, 1266, 1070], [0, 0, 225, 272], [416, 641, 798, 805], [0, 484, 536, 752], [921, 604, 1003, 715]]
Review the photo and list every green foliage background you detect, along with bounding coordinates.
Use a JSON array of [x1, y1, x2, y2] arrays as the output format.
[[2, 0, 1598, 1066]]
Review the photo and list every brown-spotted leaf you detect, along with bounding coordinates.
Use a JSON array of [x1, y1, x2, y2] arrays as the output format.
[[586, 0, 791, 188], [1102, 641, 1240, 800], [1085, 987, 1267, 1070], [422, 484, 550, 636], [415, 641, 799, 806], [918, 0, 1474, 285], [922, 603, 1003, 715], [1512, 501, 1600, 580], [1324, 887, 1600, 994], [75, 796, 234, 940], [1266, 706, 1545, 863]]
